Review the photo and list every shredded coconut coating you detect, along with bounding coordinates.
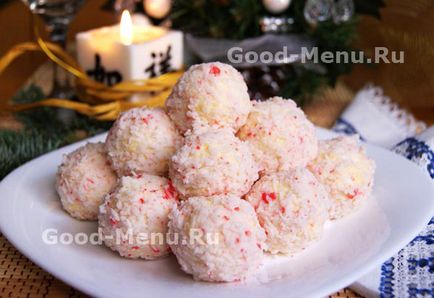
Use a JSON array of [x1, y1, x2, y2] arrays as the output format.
[[105, 107, 181, 176], [56, 142, 116, 221], [165, 62, 251, 134], [245, 168, 329, 255], [307, 136, 375, 220], [237, 97, 318, 174], [98, 174, 178, 259], [168, 195, 266, 282], [169, 128, 259, 199]]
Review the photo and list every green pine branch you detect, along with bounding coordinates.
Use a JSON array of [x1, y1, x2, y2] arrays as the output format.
[[0, 85, 112, 180]]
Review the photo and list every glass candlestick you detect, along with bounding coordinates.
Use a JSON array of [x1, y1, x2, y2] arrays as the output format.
[[22, 0, 86, 98]]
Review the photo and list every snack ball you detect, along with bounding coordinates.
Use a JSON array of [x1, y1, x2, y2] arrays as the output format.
[[56, 142, 117, 221], [307, 136, 375, 220], [245, 168, 329, 255], [237, 97, 318, 174], [166, 62, 251, 134], [99, 174, 178, 259], [169, 128, 259, 199], [168, 195, 266, 282], [105, 107, 180, 176]]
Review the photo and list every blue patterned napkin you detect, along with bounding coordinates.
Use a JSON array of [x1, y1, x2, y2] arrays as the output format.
[[331, 85, 433, 297]]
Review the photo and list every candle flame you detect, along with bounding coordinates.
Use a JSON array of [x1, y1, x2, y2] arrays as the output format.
[[120, 10, 133, 45]]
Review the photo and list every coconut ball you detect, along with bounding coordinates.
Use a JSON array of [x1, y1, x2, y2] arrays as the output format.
[[169, 128, 259, 199], [165, 62, 251, 134], [99, 174, 178, 259], [168, 195, 266, 282], [245, 168, 329, 255], [237, 97, 318, 174], [307, 136, 375, 220], [56, 142, 116, 221], [105, 107, 180, 176]]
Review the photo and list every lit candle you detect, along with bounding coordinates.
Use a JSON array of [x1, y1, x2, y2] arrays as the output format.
[[120, 10, 133, 45], [76, 10, 183, 86]]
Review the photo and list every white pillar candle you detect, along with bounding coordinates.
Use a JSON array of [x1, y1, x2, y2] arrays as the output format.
[[76, 11, 183, 86]]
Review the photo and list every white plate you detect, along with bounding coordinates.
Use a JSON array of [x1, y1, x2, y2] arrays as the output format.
[[0, 128, 433, 298]]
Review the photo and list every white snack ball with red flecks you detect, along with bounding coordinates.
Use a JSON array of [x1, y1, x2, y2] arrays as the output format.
[[245, 168, 329, 255], [307, 136, 375, 220], [98, 174, 178, 259], [56, 142, 117, 221], [169, 127, 259, 199], [237, 97, 318, 174], [105, 107, 181, 176], [168, 195, 266, 282], [165, 62, 251, 134]]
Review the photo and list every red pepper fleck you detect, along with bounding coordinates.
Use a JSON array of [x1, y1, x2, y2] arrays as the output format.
[[281, 207, 286, 214], [150, 246, 160, 253], [195, 145, 200, 150], [346, 188, 360, 199], [257, 243, 262, 249], [172, 185, 180, 199], [163, 180, 178, 200], [139, 198, 145, 204], [110, 218, 118, 226], [163, 189, 170, 199], [209, 65, 221, 75], [244, 230, 251, 236], [136, 174, 143, 179], [223, 215, 230, 221], [132, 246, 139, 250], [261, 193, 269, 204], [261, 192, 277, 203], [234, 207, 240, 211], [235, 237, 240, 244], [141, 118, 148, 124]]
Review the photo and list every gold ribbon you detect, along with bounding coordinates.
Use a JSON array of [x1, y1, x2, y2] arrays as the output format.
[[0, 22, 183, 120]]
